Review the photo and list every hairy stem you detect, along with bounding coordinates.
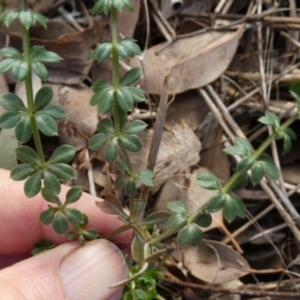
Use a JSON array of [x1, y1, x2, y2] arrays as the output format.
[[21, 0, 45, 165]]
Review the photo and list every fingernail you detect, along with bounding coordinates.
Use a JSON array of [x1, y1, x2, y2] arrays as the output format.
[[60, 240, 128, 300]]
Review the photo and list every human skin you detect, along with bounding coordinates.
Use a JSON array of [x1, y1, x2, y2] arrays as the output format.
[[0, 168, 132, 299]]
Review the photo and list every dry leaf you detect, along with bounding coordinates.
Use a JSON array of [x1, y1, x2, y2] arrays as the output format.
[[173, 240, 250, 284], [46, 83, 98, 150], [94, 122, 201, 191], [165, 90, 210, 131], [131, 26, 243, 94], [119, 0, 141, 38], [132, 122, 201, 190]]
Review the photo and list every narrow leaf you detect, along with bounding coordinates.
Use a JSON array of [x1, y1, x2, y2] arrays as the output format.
[[196, 171, 222, 190], [10, 164, 35, 180], [35, 113, 57, 136], [43, 170, 61, 196], [52, 212, 68, 234], [65, 186, 82, 205], [15, 146, 39, 164], [48, 145, 76, 164], [34, 87, 53, 110], [24, 171, 42, 197], [49, 163, 75, 181]]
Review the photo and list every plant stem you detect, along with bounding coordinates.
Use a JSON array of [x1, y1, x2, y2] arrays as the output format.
[[110, 7, 137, 219], [21, 1, 45, 165], [253, 114, 299, 159], [222, 114, 300, 193], [149, 223, 186, 245], [111, 7, 121, 136]]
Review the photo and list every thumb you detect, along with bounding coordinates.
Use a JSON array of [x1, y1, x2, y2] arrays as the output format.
[[0, 239, 128, 300]]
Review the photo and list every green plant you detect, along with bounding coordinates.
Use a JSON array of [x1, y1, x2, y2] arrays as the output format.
[[0, 0, 300, 297], [0, 0, 98, 244]]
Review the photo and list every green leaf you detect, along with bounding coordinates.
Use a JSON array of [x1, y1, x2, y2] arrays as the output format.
[[258, 154, 279, 180], [30, 46, 61, 63], [223, 145, 246, 156], [193, 211, 212, 227], [35, 113, 57, 136], [40, 209, 55, 225], [2, 11, 19, 27], [196, 172, 222, 190], [237, 156, 254, 173], [65, 186, 82, 205], [0, 58, 15, 73], [105, 138, 119, 163], [125, 178, 136, 195], [32, 61, 48, 80], [39, 106, 66, 120], [282, 134, 292, 155], [43, 170, 61, 196], [177, 224, 203, 247], [259, 111, 280, 128], [52, 212, 68, 234], [0, 47, 22, 59], [123, 120, 147, 134], [207, 193, 226, 213], [89, 133, 111, 150], [48, 145, 76, 164], [120, 68, 142, 87], [117, 88, 134, 111], [126, 87, 145, 102], [284, 127, 297, 140], [231, 173, 248, 191], [114, 174, 126, 190], [0, 111, 23, 128], [15, 116, 32, 142], [15, 146, 39, 164], [41, 188, 61, 205], [117, 38, 141, 58], [137, 169, 154, 187], [12, 60, 30, 81], [31, 238, 55, 255], [64, 208, 84, 225], [19, 10, 35, 28], [223, 195, 245, 223], [48, 163, 75, 181], [83, 229, 99, 240], [92, 0, 134, 14], [166, 213, 186, 230], [10, 164, 35, 180], [92, 42, 112, 61], [250, 162, 264, 185], [120, 135, 142, 152], [235, 137, 253, 155], [24, 171, 42, 197], [96, 118, 114, 134], [34, 13, 47, 29], [91, 79, 111, 93], [98, 89, 115, 115], [34, 87, 53, 110], [167, 201, 187, 214], [0, 92, 27, 112]]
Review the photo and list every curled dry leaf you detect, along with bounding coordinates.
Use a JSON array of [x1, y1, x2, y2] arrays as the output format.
[[46, 83, 98, 150], [173, 240, 250, 284], [131, 25, 243, 94]]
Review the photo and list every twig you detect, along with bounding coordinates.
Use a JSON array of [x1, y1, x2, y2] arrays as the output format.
[[163, 276, 300, 298]]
